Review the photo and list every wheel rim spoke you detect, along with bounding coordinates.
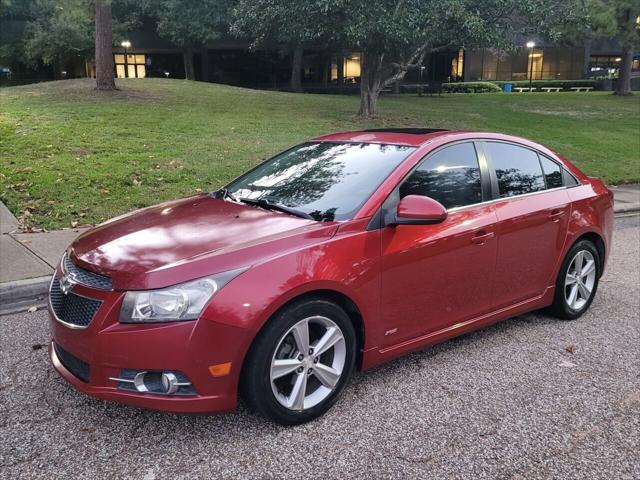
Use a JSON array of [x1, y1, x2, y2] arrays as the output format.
[[567, 284, 579, 308], [271, 358, 302, 379], [581, 259, 595, 278], [578, 283, 591, 300], [287, 372, 307, 410], [565, 273, 578, 285], [574, 251, 584, 272], [290, 319, 309, 354], [313, 363, 341, 389], [312, 326, 343, 356]]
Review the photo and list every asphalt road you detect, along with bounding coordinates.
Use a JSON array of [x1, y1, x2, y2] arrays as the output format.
[[1, 216, 639, 480]]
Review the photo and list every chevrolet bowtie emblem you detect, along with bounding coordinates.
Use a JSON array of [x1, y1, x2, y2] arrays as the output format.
[[59, 272, 78, 295]]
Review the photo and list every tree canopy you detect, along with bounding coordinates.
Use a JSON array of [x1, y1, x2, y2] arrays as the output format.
[[586, 0, 640, 95]]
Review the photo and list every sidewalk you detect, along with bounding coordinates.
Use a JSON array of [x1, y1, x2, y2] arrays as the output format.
[[1, 185, 639, 314], [0, 201, 88, 314]]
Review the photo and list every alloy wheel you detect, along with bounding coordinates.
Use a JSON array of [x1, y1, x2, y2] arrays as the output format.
[[564, 250, 597, 311], [270, 316, 346, 411]]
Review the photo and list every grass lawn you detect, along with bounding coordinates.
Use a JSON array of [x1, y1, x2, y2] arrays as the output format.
[[1, 78, 639, 230]]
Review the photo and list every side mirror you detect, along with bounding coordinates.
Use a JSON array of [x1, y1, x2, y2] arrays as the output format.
[[389, 195, 448, 226]]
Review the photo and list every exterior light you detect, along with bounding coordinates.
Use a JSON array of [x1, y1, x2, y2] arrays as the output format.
[[121, 40, 131, 49], [615, 57, 622, 62], [526, 41, 535, 49]]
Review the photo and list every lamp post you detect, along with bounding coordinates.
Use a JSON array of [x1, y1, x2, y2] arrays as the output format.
[[526, 41, 535, 91], [121, 40, 131, 78]]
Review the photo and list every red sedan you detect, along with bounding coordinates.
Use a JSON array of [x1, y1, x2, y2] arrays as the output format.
[[49, 129, 614, 425]]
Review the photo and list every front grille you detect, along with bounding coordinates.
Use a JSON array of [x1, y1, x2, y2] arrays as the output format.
[[63, 254, 112, 290], [53, 343, 90, 382], [50, 278, 102, 327]]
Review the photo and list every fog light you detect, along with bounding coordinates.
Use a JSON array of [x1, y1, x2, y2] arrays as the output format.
[[109, 369, 196, 396]]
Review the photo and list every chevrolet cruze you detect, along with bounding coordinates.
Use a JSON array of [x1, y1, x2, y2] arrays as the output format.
[[48, 129, 614, 425]]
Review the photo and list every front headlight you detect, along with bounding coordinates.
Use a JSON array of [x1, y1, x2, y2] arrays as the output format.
[[119, 268, 246, 323]]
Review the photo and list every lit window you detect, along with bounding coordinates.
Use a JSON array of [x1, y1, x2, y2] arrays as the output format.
[[113, 53, 147, 78]]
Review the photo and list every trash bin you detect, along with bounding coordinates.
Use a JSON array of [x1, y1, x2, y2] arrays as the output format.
[[503, 83, 513, 93]]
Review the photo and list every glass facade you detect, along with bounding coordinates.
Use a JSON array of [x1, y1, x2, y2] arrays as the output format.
[[467, 47, 583, 81], [587, 55, 638, 78]]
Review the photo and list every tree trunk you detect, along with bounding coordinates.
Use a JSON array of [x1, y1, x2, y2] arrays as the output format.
[[94, 0, 115, 91], [290, 45, 303, 92], [581, 40, 591, 79], [201, 48, 210, 82], [183, 47, 195, 80], [615, 46, 633, 96], [358, 51, 384, 117]]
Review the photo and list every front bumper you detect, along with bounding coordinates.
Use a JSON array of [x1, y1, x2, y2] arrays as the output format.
[[48, 274, 248, 414]]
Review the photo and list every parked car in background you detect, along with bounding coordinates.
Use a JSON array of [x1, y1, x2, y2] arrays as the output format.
[[48, 129, 614, 425]]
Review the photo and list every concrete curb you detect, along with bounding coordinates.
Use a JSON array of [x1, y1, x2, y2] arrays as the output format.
[[0, 275, 51, 316], [613, 202, 640, 215]]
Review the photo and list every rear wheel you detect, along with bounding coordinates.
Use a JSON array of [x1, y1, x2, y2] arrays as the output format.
[[241, 298, 356, 425], [548, 240, 601, 320]]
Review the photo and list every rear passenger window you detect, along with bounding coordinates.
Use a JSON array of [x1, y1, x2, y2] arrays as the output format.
[[399, 142, 482, 209], [539, 156, 563, 189], [484, 142, 544, 197]]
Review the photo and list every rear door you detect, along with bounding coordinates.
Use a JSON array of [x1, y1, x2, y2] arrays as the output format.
[[379, 141, 498, 347], [480, 141, 571, 309]]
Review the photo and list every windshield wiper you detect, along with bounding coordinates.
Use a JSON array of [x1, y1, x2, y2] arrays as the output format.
[[238, 197, 314, 220], [212, 188, 239, 203]]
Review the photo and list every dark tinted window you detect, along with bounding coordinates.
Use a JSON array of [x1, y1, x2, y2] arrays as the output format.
[[485, 142, 545, 197], [399, 142, 482, 209], [563, 169, 579, 186], [227, 142, 414, 221], [540, 156, 563, 189]]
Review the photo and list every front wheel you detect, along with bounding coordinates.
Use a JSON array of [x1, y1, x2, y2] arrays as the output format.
[[548, 240, 601, 320], [241, 298, 356, 425]]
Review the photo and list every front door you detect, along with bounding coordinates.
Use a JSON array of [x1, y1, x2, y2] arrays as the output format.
[[379, 142, 498, 347]]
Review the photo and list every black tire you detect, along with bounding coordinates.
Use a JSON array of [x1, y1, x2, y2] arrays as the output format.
[[241, 297, 356, 425], [548, 239, 601, 320]]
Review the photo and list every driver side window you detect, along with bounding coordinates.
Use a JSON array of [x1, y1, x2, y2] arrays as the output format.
[[399, 142, 482, 210]]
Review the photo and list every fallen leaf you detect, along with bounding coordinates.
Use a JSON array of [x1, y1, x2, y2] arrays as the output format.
[[565, 344, 575, 354]]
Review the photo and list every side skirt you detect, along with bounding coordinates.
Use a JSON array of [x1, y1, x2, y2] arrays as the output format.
[[361, 286, 555, 370]]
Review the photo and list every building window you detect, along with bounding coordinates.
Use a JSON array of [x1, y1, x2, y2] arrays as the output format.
[[527, 48, 544, 80], [451, 48, 464, 81], [330, 53, 361, 83], [114, 54, 146, 78]]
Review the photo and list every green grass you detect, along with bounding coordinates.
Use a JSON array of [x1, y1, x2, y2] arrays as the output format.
[[1, 78, 639, 230]]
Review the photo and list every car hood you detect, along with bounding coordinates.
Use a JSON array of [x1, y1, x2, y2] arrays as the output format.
[[69, 195, 337, 290]]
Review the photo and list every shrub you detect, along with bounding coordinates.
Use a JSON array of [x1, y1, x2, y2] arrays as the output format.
[[491, 79, 600, 90], [399, 82, 502, 94], [442, 82, 502, 93]]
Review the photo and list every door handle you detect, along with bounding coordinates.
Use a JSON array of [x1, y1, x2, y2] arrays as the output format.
[[471, 231, 495, 245], [548, 209, 565, 222]]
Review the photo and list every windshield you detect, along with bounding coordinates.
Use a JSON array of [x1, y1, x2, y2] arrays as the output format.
[[226, 142, 415, 221]]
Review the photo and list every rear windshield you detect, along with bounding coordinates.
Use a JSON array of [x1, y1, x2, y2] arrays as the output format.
[[226, 142, 414, 221]]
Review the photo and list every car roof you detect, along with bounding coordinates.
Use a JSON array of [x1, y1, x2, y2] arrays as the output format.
[[312, 128, 460, 147]]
